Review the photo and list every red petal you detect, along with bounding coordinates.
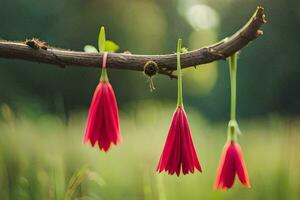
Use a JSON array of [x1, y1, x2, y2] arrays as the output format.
[[157, 109, 180, 173], [84, 83, 105, 146], [83, 82, 121, 152], [181, 109, 202, 173], [179, 109, 193, 175], [233, 143, 251, 188], [215, 143, 236, 190], [168, 126, 181, 176], [157, 107, 202, 176], [103, 83, 121, 145]]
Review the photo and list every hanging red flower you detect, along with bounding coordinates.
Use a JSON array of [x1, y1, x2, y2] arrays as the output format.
[[214, 141, 250, 190], [156, 39, 202, 176], [214, 53, 250, 190], [84, 51, 121, 152], [157, 106, 202, 176]]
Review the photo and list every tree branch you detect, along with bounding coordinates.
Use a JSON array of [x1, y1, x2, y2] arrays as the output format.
[[0, 6, 266, 78]]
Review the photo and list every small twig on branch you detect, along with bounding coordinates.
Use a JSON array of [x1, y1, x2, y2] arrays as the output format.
[[0, 6, 266, 78]]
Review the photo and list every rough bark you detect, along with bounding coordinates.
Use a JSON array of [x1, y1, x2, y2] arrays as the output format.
[[0, 6, 266, 78]]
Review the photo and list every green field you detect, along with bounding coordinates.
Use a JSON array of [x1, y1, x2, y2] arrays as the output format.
[[0, 101, 299, 200]]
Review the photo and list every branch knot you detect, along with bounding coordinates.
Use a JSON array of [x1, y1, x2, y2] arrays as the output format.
[[143, 60, 158, 77]]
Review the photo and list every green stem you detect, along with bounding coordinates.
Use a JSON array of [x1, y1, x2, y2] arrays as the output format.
[[98, 26, 109, 82], [227, 53, 238, 142], [227, 120, 238, 142], [176, 39, 183, 107], [229, 53, 237, 121], [100, 68, 109, 82]]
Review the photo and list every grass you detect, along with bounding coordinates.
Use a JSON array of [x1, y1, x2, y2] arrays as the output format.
[[0, 101, 299, 200]]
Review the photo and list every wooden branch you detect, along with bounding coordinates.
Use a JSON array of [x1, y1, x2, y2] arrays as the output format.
[[0, 6, 266, 78]]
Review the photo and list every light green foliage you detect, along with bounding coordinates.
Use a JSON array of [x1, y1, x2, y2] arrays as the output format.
[[0, 102, 299, 200], [181, 47, 188, 53], [84, 45, 98, 53], [64, 166, 105, 200], [96, 26, 120, 53], [84, 40, 119, 53], [98, 26, 106, 52], [105, 40, 119, 52]]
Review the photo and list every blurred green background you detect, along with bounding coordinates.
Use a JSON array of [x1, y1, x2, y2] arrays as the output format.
[[0, 0, 299, 199]]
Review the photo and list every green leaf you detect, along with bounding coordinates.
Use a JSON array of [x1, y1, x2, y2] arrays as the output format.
[[98, 26, 106, 52], [83, 45, 98, 53], [105, 40, 119, 52], [181, 47, 188, 53], [64, 166, 106, 200]]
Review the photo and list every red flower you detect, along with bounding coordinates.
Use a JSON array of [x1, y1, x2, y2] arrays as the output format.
[[84, 80, 121, 152], [157, 107, 202, 176], [215, 141, 250, 190]]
